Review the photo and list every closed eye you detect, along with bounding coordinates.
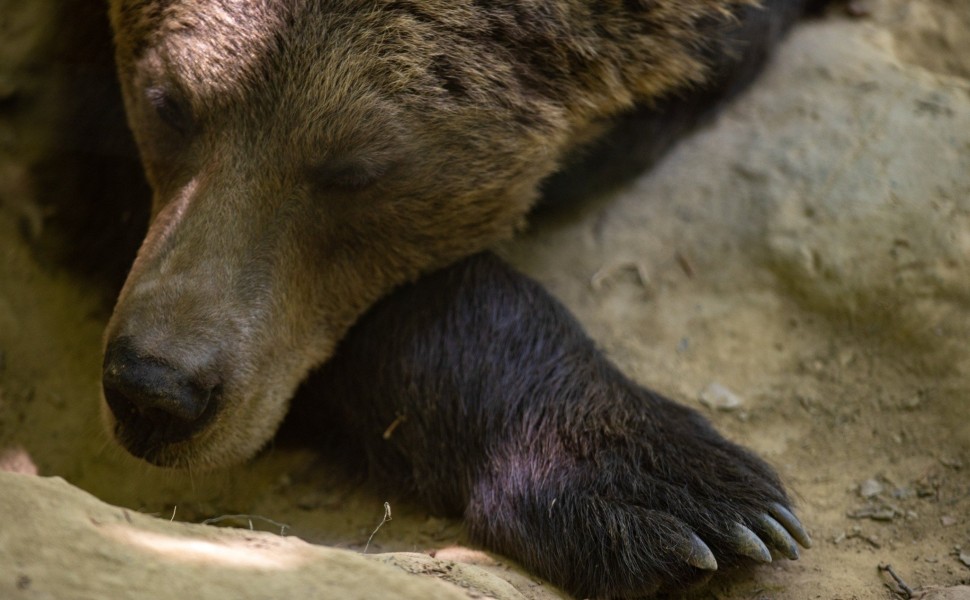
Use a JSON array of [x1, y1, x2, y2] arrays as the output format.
[[146, 86, 195, 136], [308, 158, 394, 193]]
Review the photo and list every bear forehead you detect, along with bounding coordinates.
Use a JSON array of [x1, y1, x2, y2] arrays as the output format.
[[112, 2, 411, 111], [112, 1, 294, 95]]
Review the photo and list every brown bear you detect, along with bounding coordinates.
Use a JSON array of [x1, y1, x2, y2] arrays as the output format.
[[101, 1, 821, 597]]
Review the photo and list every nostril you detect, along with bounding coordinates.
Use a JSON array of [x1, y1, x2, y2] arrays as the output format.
[[102, 338, 218, 450], [102, 356, 211, 422]]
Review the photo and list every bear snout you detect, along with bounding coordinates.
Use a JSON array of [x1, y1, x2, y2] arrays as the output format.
[[102, 337, 220, 463]]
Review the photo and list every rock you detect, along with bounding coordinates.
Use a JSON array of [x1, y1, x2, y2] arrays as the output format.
[[377, 554, 527, 600], [0, 472, 514, 600], [915, 586, 970, 600], [758, 25, 970, 365]]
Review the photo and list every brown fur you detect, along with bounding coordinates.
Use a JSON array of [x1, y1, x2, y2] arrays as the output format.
[[103, 0, 766, 468]]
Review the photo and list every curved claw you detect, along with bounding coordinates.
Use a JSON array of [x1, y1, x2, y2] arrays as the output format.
[[756, 514, 799, 560], [769, 502, 813, 548], [682, 531, 718, 571], [731, 523, 772, 563]]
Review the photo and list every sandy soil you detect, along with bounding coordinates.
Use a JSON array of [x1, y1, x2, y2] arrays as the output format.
[[1, 1, 969, 598]]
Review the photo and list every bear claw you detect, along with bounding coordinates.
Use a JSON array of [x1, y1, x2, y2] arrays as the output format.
[[684, 532, 719, 571], [770, 502, 813, 548], [757, 513, 800, 560], [731, 523, 773, 563]]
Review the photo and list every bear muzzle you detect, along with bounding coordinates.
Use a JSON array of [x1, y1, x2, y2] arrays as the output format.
[[102, 336, 221, 464]]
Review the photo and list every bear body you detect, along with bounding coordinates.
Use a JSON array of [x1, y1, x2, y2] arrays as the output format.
[[101, 1, 820, 596]]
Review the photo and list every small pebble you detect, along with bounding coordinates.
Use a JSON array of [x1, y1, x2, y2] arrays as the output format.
[[859, 479, 883, 499], [699, 382, 743, 411], [940, 515, 957, 527], [892, 487, 915, 500]]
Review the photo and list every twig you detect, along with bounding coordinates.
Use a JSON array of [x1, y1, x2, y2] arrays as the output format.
[[878, 563, 914, 599], [362, 502, 392, 554], [382, 414, 407, 440], [202, 514, 290, 536]]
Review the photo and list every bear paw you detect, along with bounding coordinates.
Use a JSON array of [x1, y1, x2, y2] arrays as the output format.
[[466, 391, 810, 599]]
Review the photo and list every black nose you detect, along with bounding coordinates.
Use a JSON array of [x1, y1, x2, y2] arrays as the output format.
[[102, 337, 217, 456]]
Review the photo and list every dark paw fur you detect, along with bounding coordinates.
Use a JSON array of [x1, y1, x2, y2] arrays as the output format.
[[465, 390, 811, 597], [315, 253, 809, 599]]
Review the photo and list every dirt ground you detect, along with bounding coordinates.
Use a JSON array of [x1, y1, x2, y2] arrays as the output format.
[[1, 1, 969, 599]]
